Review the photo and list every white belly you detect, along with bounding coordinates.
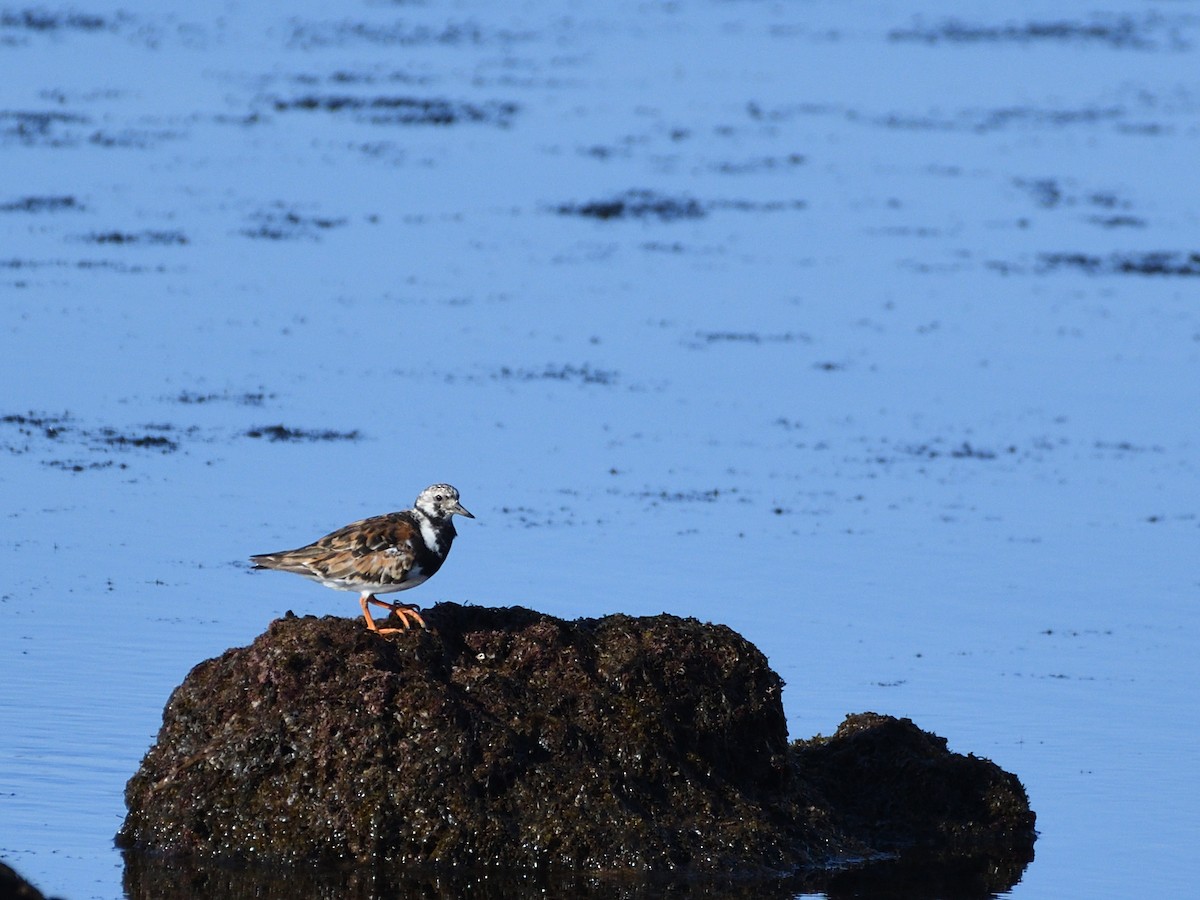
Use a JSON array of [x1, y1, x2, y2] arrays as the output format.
[[318, 566, 430, 594]]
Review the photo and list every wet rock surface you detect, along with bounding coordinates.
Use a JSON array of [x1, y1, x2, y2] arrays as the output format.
[[0, 860, 52, 900], [118, 605, 1035, 890]]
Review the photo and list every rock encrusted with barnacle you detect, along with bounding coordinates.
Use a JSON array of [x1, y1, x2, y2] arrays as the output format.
[[117, 604, 1035, 892]]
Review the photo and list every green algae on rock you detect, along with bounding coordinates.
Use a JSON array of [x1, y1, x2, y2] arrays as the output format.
[[117, 605, 1035, 883]]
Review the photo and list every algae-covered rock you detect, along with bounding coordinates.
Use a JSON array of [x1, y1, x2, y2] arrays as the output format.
[[794, 712, 1038, 856], [0, 860, 52, 900], [117, 604, 1035, 885]]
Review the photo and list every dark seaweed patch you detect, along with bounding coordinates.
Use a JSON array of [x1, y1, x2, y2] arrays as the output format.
[[1093, 440, 1164, 455], [1041, 628, 1115, 637], [711, 153, 806, 174], [632, 487, 740, 505], [0, 258, 165, 275], [556, 190, 705, 221], [889, 17, 1173, 49], [1, 411, 70, 439], [1, 413, 185, 465], [0, 111, 175, 149], [1038, 251, 1200, 277], [1014, 179, 1139, 226], [770, 430, 1112, 468], [73, 259, 159, 272], [288, 19, 532, 50], [271, 95, 518, 127], [4, 410, 370, 463], [45, 459, 123, 472], [876, 105, 1125, 134], [497, 504, 585, 528], [743, 100, 839, 123], [1087, 191, 1125, 210], [241, 206, 348, 241], [87, 127, 179, 149], [0, 195, 82, 213], [746, 99, 1131, 135], [709, 198, 806, 213], [245, 425, 361, 442], [688, 331, 812, 348], [82, 230, 189, 245], [1088, 215, 1145, 229], [492, 364, 617, 386], [555, 191, 804, 221], [434, 364, 622, 389], [1018, 178, 1064, 209], [899, 441, 1006, 461], [0, 9, 110, 32], [0, 110, 90, 146], [97, 429, 179, 451], [847, 435, 1073, 467], [302, 70, 433, 87], [173, 390, 271, 406]]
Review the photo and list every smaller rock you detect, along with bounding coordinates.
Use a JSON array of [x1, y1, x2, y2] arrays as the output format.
[[794, 712, 1037, 857], [0, 860, 51, 900]]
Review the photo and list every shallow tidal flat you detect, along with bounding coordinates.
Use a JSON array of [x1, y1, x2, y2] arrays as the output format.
[[1, 1, 1198, 898]]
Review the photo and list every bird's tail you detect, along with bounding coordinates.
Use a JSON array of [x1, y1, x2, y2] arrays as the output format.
[[249, 552, 289, 570]]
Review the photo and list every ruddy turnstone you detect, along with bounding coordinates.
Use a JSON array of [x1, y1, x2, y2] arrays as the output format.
[[251, 483, 473, 634]]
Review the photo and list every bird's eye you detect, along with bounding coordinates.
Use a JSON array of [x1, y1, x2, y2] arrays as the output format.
[[435, 493, 444, 501]]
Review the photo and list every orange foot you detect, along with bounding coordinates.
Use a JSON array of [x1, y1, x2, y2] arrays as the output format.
[[388, 603, 427, 631], [361, 595, 427, 633]]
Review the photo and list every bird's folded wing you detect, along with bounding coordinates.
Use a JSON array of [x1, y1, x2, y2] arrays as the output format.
[[313, 515, 419, 580], [299, 543, 417, 586]]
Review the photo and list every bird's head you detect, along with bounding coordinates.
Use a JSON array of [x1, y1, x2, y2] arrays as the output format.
[[415, 483, 474, 520]]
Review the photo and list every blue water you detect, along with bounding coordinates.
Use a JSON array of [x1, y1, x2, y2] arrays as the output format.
[[1, 1, 1198, 897]]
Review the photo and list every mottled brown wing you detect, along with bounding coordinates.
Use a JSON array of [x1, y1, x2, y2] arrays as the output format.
[[252, 513, 419, 586]]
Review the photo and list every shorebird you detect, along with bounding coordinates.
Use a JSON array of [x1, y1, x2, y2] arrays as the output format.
[[251, 483, 473, 633]]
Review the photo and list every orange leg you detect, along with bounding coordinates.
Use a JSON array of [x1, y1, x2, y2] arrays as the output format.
[[359, 594, 404, 634], [362, 594, 427, 632], [392, 605, 427, 630]]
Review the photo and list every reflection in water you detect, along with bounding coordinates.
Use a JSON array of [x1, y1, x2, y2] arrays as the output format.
[[122, 847, 1031, 900], [822, 848, 1036, 900]]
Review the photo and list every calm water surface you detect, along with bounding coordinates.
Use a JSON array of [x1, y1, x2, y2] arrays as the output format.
[[1, 1, 1198, 897]]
